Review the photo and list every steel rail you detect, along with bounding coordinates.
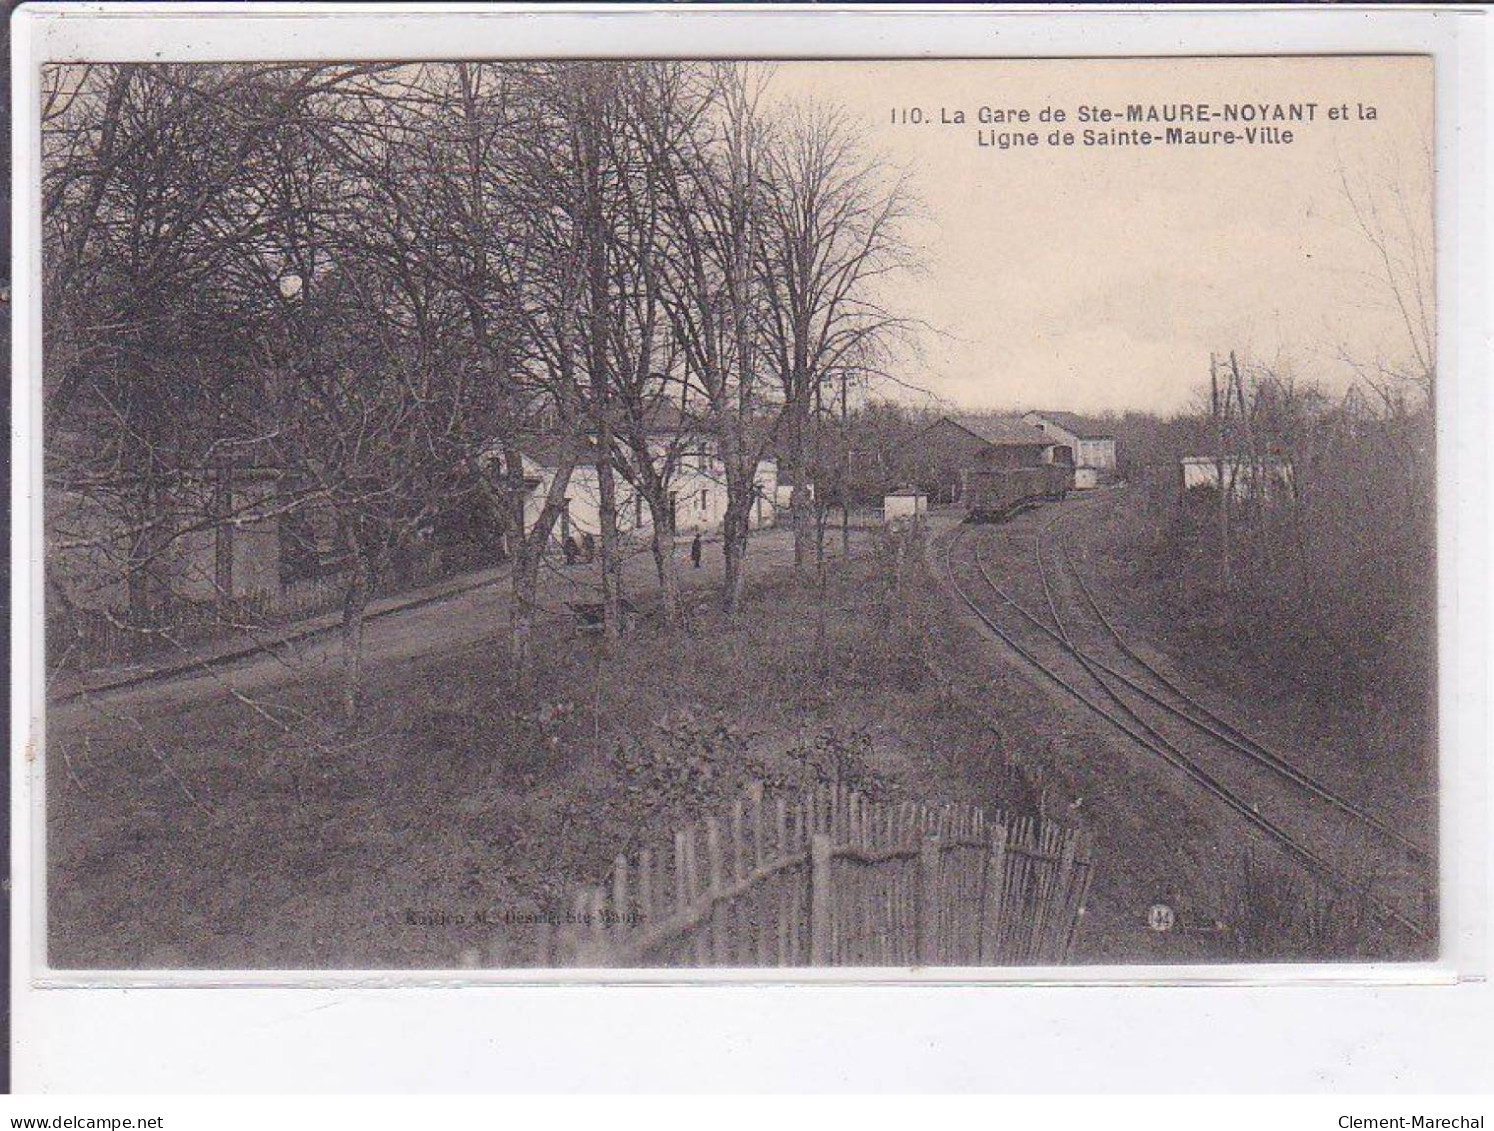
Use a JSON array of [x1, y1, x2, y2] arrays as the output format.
[[987, 510, 1430, 864], [1048, 515, 1432, 863], [941, 525, 1430, 941], [1026, 516, 1431, 924], [998, 517, 1431, 927]]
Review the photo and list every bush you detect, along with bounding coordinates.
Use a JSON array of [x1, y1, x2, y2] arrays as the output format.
[[1227, 851, 1375, 961]]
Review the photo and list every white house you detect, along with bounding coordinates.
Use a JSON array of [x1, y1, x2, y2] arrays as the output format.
[[774, 482, 813, 512], [1179, 455, 1294, 502], [512, 437, 778, 545], [1021, 411, 1117, 488]]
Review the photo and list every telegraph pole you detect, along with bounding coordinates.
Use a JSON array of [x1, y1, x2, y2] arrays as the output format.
[[841, 366, 851, 560]]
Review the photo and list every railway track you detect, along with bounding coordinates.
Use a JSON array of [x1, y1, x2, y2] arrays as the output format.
[[1051, 531, 1430, 862], [941, 510, 1434, 945]]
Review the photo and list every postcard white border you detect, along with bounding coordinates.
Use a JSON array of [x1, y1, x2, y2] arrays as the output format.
[[11, 2, 1492, 1091]]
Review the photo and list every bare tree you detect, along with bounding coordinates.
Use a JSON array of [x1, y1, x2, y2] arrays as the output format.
[[757, 102, 916, 572], [602, 62, 718, 628], [398, 61, 588, 678], [647, 63, 779, 615], [42, 64, 389, 647], [228, 66, 488, 721], [569, 64, 629, 646], [1338, 147, 1436, 409], [43, 58, 934, 697]]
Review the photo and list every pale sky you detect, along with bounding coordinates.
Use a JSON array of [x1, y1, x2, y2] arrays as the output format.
[[768, 57, 1433, 415]]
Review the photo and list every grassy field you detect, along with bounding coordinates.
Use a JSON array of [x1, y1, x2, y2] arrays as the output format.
[[48, 523, 1046, 968]]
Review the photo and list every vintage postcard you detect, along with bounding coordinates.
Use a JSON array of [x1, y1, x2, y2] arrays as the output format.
[[34, 53, 1437, 973]]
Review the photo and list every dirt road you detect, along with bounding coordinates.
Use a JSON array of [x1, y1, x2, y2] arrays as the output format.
[[52, 525, 848, 720]]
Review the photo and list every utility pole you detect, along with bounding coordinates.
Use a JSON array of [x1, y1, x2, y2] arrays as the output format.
[[1210, 352, 1232, 589], [841, 366, 851, 560], [814, 367, 826, 571]]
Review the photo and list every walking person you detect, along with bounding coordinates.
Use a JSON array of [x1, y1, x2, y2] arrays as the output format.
[[690, 532, 703, 570]]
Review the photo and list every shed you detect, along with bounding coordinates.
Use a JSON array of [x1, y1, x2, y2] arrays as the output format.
[[1179, 455, 1293, 502], [1021, 411, 1118, 480], [920, 415, 1069, 502], [883, 486, 928, 523]]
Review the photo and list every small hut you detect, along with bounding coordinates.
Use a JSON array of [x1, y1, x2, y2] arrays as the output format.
[[883, 485, 928, 524], [1179, 455, 1294, 503]]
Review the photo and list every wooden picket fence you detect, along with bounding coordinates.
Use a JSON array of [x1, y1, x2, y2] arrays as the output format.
[[551, 781, 1094, 968]]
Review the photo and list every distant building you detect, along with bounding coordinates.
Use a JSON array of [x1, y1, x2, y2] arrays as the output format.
[[921, 416, 1069, 500], [511, 432, 778, 545], [1179, 455, 1294, 502], [1021, 411, 1117, 489], [882, 486, 927, 524], [48, 465, 286, 615], [775, 482, 811, 512]]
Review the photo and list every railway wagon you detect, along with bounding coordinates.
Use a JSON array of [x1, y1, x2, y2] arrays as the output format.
[[961, 464, 1072, 522]]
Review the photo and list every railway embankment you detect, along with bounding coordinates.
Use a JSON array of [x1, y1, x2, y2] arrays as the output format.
[[933, 495, 1433, 962]]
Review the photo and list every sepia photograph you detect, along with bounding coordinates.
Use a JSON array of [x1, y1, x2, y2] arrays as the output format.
[[36, 54, 1437, 972]]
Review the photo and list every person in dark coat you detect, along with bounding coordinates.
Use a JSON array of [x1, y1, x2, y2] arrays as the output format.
[[690, 532, 703, 569]]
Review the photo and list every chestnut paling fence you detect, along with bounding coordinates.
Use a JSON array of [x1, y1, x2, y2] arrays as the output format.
[[551, 781, 1095, 968]]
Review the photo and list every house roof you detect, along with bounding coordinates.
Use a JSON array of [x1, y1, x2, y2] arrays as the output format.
[[936, 415, 1055, 448], [479, 434, 601, 474], [1026, 411, 1115, 441], [885, 485, 925, 497]]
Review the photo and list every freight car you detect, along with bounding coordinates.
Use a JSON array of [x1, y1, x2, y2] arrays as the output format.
[[961, 464, 1072, 522]]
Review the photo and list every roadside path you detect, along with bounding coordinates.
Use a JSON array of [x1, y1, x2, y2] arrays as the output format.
[[51, 561, 516, 705], [52, 525, 862, 717]]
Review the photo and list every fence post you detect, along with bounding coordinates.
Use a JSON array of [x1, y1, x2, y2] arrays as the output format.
[[978, 824, 1009, 962], [809, 833, 833, 966], [1063, 841, 1094, 963], [612, 854, 629, 945], [705, 816, 725, 963], [917, 834, 941, 966]]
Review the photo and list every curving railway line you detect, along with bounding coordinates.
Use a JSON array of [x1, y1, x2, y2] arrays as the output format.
[[941, 500, 1435, 948]]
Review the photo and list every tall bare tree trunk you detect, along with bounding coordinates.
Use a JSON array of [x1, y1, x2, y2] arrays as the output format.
[[716, 398, 754, 616], [790, 397, 813, 572], [722, 493, 751, 616], [594, 443, 623, 647], [510, 536, 543, 684], [126, 472, 164, 628], [648, 495, 682, 626], [841, 368, 851, 561], [578, 66, 623, 647], [340, 549, 372, 726], [505, 445, 575, 685]]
